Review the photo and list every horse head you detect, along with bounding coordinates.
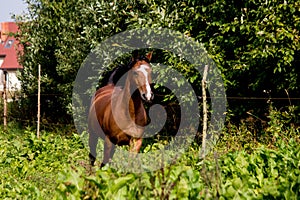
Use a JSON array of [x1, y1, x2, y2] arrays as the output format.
[[130, 52, 154, 102]]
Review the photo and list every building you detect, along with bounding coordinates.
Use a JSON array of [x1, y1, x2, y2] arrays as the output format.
[[0, 22, 23, 94]]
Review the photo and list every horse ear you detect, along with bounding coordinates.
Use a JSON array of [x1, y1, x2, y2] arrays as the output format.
[[132, 50, 139, 61], [146, 51, 153, 61]]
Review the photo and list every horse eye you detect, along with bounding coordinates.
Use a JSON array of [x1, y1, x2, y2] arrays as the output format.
[[133, 71, 138, 76]]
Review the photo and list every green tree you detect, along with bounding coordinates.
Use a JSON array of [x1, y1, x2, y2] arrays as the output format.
[[204, 0, 300, 118], [16, 0, 145, 123], [16, 0, 300, 123], [142, 0, 300, 118]]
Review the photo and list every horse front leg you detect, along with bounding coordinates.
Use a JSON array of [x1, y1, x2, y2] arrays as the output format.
[[130, 138, 143, 153], [101, 135, 115, 168], [128, 138, 143, 170], [89, 132, 99, 166]]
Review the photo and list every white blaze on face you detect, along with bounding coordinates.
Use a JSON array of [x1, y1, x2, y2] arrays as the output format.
[[137, 64, 152, 100]]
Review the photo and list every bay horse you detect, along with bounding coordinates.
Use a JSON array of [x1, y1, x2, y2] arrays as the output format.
[[88, 52, 153, 167]]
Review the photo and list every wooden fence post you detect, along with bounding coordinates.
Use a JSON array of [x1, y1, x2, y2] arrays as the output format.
[[201, 65, 209, 159], [37, 64, 41, 138], [3, 70, 7, 132]]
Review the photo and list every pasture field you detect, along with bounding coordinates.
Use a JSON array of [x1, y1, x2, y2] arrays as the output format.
[[0, 109, 299, 199]]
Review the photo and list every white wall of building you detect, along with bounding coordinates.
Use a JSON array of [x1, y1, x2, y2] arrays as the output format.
[[0, 70, 21, 91]]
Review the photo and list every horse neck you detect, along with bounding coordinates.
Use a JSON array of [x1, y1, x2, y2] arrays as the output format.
[[122, 74, 146, 128], [110, 73, 145, 137], [120, 73, 143, 108]]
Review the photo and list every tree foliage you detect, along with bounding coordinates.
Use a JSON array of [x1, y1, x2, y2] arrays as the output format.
[[16, 0, 300, 123]]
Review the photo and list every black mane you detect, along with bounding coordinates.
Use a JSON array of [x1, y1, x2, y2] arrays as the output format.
[[105, 55, 150, 86]]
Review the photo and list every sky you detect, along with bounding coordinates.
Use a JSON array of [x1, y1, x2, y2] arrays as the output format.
[[0, 0, 28, 22]]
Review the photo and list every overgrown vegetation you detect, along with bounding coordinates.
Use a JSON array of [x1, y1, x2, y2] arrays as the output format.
[[0, 125, 86, 199], [14, 0, 300, 123], [0, 106, 299, 199], [1, 0, 298, 199]]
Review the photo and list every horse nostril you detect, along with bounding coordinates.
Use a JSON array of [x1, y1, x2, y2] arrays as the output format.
[[151, 93, 154, 100], [141, 93, 146, 101]]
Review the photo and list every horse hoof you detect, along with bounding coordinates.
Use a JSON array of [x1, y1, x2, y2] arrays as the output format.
[[89, 153, 96, 166], [100, 162, 106, 168]]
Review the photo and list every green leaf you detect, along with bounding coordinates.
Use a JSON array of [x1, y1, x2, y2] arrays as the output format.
[[111, 174, 136, 193]]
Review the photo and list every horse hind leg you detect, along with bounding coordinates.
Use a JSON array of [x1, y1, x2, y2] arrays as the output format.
[[101, 135, 116, 168], [89, 132, 99, 166]]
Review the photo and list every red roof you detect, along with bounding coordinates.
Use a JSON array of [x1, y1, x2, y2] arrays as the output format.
[[0, 22, 23, 70]]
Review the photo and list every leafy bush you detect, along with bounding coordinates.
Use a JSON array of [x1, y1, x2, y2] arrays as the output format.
[[0, 126, 86, 199], [54, 111, 300, 199], [54, 137, 300, 199], [220, 140, 300, 199], [0, 106, 299, 199]]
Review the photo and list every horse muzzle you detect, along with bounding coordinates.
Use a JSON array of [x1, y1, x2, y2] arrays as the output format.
[[141, 92, 154, 102]]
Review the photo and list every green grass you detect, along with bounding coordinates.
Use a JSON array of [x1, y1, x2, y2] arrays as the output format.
[[0, 107, 299, 199], [0, 125, 87, 199]]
